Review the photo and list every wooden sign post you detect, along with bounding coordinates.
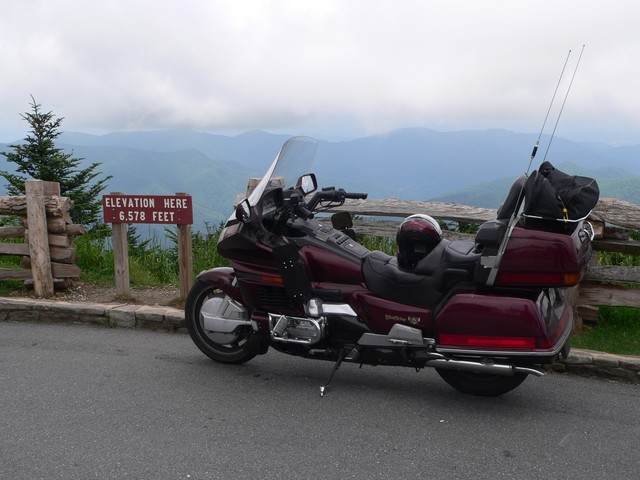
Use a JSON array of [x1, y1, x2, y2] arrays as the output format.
[[103, 193, 194, 298]]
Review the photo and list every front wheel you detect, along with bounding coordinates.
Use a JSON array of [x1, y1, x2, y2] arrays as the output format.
[[436, 369, 528, 396], [185, 280, 261, 364]]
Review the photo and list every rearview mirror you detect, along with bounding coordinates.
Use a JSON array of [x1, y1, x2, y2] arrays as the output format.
[[235, 199, 251, 223], [297, 173, 317, 195]]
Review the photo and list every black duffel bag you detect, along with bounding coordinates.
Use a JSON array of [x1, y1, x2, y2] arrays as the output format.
[[523, 161, 599, 221]]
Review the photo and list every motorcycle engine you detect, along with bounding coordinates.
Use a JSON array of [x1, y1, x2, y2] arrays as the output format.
[[268, 313, 326, 345]]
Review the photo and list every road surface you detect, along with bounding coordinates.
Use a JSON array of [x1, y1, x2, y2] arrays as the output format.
[[1, 321, 638, 479]]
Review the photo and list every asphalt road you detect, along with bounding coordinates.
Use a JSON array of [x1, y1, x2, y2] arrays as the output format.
[[1, 321, 639, 480]]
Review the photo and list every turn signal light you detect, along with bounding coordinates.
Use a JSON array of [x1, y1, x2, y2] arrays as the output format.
[[438, 334, 536, 349], [259, 275, 283, 284], [496, 272, 582, 286]]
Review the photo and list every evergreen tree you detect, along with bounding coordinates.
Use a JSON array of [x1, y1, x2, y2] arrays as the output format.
[[0, 96, 112, 230]]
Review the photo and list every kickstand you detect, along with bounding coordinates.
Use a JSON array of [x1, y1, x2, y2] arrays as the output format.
[[319, 349, 346, 397]]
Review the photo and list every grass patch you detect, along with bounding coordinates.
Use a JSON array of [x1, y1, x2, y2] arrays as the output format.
[[357, 233, 396, 255], [571, 306, 640, 356], [73, 223, 229, 286], [0, 280, 27, 296]]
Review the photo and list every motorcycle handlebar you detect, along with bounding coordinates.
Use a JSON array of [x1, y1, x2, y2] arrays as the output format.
[[320, 189, 368, 201], [343, 192, 368, 200], [306, 188, 368, 212]]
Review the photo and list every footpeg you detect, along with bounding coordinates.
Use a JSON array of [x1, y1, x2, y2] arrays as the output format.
[[357, 324, 435, 347], [345, 347, 360, 361]]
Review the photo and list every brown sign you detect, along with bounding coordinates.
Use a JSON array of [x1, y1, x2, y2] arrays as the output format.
[[103, 194, 193, 225]]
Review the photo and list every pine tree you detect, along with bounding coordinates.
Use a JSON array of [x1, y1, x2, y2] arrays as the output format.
[[0, 96, 112, 230]]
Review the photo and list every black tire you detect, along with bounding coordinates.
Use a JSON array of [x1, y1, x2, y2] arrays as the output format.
[[436, 369, 528, 396], [185, 280, 260, 364]]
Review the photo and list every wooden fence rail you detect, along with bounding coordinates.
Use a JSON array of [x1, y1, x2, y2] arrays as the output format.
[[0, 180, 84, 297]]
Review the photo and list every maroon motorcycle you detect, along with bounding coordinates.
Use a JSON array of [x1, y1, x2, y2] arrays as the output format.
[[185, 136, 598, 396]]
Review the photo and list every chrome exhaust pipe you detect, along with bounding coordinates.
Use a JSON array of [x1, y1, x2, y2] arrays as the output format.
[[425, 358, 545, 377]]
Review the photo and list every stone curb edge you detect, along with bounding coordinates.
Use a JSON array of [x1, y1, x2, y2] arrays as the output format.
[[0, 297, 184, 330], [2, 297, 639, 384]]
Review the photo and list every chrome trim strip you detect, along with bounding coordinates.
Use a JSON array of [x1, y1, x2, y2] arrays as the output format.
[[306, 298, 357, 318], [322, 303, 357, 317], [202, 315, 250, 333]]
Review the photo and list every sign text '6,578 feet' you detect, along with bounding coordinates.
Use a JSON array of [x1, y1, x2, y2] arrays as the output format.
[[102, 194, 193, 225]]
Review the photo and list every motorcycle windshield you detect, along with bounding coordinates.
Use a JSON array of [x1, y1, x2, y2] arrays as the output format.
[[246, 136, 318, 207]]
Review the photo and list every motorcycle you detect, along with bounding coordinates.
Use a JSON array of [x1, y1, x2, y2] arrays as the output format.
[[185, 136, 598, 396]]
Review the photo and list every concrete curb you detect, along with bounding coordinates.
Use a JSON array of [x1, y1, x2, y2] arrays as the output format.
[[553, 348, 640, 383], [2, 297, 639, 383], [0, 297, 184, 331]]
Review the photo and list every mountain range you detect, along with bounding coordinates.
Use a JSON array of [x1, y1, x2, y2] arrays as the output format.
[[1, 128, 639, 229]]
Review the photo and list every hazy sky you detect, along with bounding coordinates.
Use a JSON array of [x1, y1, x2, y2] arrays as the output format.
[[1, 0, 639, 145]]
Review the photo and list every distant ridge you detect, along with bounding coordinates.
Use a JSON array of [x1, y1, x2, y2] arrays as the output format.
[[2, 128, 639, 229]]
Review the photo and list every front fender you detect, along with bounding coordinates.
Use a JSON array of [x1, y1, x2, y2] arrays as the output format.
[[195, 267, 243, 303]]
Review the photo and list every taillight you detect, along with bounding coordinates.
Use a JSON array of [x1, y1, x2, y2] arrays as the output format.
[[438, 333, 536, 349], [496, 272, 582, 286]]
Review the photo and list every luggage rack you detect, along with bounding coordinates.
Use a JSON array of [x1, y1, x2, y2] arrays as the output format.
[[520, 212, 594, 238]]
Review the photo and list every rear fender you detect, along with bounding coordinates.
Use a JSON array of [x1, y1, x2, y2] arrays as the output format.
[[196, 267, 243, 303]]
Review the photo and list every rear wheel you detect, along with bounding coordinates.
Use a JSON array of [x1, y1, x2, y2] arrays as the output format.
[[185, 280, 261, 364], [436, 369, 528, 396]]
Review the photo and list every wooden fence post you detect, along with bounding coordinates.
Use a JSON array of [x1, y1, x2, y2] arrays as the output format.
[[109, 191, 131, 297], [25, 180, 54, 298], [113, 222, 130, 297], [177, 192, 193, 298]]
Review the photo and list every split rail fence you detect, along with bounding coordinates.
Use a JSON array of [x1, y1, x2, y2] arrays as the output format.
[[330, 196, 640, 332], [0, 180, 83, 298]]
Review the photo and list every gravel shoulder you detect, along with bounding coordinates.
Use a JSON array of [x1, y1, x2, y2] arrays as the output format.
[[6, 281, 184, 308]]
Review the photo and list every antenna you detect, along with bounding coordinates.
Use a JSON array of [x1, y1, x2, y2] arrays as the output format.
[[526, 49, 572, 175], [486, 47, 585, 287], [542, 44, 586, 162]]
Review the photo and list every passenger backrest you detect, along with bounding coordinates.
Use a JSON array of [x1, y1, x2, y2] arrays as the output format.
[[497, 175, 527, 220]]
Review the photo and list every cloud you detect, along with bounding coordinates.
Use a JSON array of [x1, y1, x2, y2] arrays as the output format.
[[1, 0, 640, 144]]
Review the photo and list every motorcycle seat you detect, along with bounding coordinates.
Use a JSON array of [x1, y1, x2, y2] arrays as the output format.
[[362, 250, 441, 307], [362, 240, 481, 308], [414, 240, 478, 275], [363, 250, 428, 286]]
